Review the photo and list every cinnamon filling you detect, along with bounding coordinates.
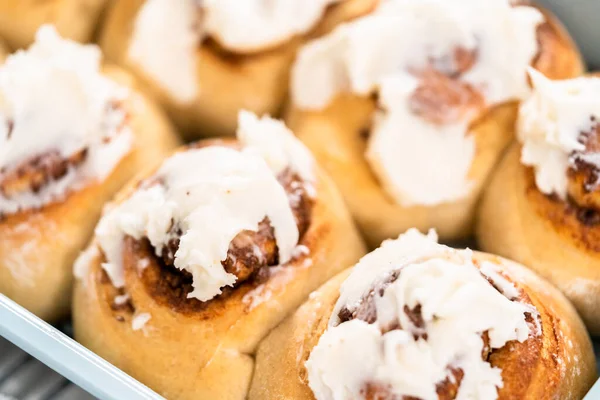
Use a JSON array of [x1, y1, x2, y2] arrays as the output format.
[[104, 165, 314, 316], [337, 267, 517, 400], [337, 269, 402, 327], [380, 3, 549, 135], [527, 180, 600, 253], [406, 44, 484, 127], [0, 149, 87, 199], [362, 368, 466, 400], [567, 119, 600, 210], [155, 167, 312, 284], [430, 47, 478, 79], [160, 217, 278, 284], [0, 99, 128, 216], [530, 118, 600, 229], [408, 68, 484, 126]]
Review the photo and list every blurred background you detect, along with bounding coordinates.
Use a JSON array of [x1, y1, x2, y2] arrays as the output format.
[[538, 0, 600, 67]]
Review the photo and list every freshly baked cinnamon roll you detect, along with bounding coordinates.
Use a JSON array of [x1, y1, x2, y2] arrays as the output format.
[[0, 0, 109, 49], [250, 229, 597, 400], [285, 0, 583, 248], [0, 26, 179, 321], [478, 70, 600, 335], [72, 111, 366, 399], [98, 0, 376, 139]]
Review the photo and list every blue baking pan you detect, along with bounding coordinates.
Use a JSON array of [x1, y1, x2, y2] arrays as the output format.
[[0, 294, 162, 400], [588, 378, 600, 400]]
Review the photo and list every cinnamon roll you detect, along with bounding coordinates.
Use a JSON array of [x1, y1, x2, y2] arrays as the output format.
[[478, 70, 600, 334], [250, 229, 597, 400], [0, 26, 179, 321], [285, 0, 583, 248], [97, 0, 376, 139], [0, 0, 109, 49], [72, 111, 366, 399]]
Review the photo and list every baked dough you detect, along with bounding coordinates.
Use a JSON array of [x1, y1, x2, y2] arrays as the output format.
[[98, 0, 376, 139], [73, 140, 366, 399], [478, 143, 600, 335], [0, 0, 109, 49], [0, 66, 179, 321], [250, 251, 597, 399]]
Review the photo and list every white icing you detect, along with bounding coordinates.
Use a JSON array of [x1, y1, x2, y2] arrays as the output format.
[[137, 258, 150, 272], [306, 229, 537, 400], [292, 0, 543, 206], [242, 282, 272, 311], [0, 26, 131, 214], [114, 293, 131, 306], [95, 143, 299, 302], [331, 229, 441, 324], [518, 69, 600, 198], [237, 110, 315, 182], [203, 0, 339, 52], [479, 261, 521, 300], [128, 0, 200, 103], [307, 320, 385, 399], [128, 0, 337, 102], [366, 76, 475, 205], [132, 312, 151, 331], [292, 244, 311, 258], [73, 244, 101, 284]]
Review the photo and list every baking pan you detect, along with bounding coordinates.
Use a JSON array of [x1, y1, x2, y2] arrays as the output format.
[[0, 295, 162, 400]]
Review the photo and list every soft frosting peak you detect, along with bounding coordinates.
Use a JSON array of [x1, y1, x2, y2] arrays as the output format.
[[292, 0, 543, 206], [518, 69, 600, 198], [237, 110, 315, 182], [306, 229, 536, 400], [0, 26, 131, 214], [203, 0, 339, 52]]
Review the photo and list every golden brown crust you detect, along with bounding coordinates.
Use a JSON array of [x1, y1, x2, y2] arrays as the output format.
[[0, 0, 109, 50], [0, 39, 8, 62], [284, 4, 583, 248], [98, 0, 378, 139], [249, 252, 597, 400], [0, 66, 180, 321], [532, 7, 586, 81], [72, 141, 367, 399], [478, 143, 600, 335]]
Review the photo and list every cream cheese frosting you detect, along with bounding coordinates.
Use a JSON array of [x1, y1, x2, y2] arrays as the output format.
[[366, 76, 476, 205], [292, 0, 543, 206], [237, 110, 315, 182], [203, 0, 340, 52], [128, 0, 339, 102], [306, 229, 538, 400], [128, 0, 200, 103], [518, 69, 600, 198], [89, 111, 313, 302], [0, 26, 131, 215]]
